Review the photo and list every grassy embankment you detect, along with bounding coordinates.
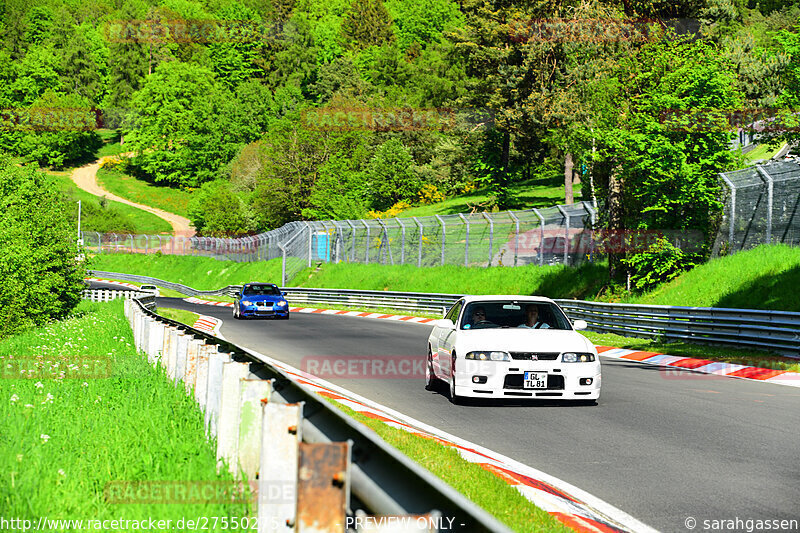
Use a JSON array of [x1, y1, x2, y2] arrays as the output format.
[[48, 170, 172, 235], [0, 300, 251, 529], [97, 166, 194, 218]]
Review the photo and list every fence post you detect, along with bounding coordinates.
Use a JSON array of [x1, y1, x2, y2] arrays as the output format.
[[532, 208, 545, 266], [435, 215, 445, 266], [508, 212, 520, 266], [376, 218, 393, 265], [412, 217, 424, 268], [361, 219, 370, 264], [144, 235, 149, 255], [297, 442, 351, 531], [346, 220, 357, 263], [458, 213, 469, 266], [259, 402, 303, 533], [304, 222, 313, 267], [95, 232, 102, 254], [719, 172, 736, 249], [482, 212, 494, 267], [756, 165, 774, 244], [556, 205, 570, 265], [395, 217, 406, 265], [279, 241, 287, 286]]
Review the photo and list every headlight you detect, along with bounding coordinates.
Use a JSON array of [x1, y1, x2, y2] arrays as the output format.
[[277, 300, 287, 306], [561, 352, 596, 363], [242, 300, 252, 306], [465, 351, 510, 361]]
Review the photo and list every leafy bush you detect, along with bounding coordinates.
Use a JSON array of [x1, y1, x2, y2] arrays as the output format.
[[622, 237, 698, 292], [188, 180, 257, 236], [0, 158, 86, 337]]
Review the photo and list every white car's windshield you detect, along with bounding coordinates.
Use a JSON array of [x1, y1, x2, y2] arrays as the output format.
[[460, 301, 572, 330]]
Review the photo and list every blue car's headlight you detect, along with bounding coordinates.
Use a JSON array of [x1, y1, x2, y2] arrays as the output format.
[[242, 300, 252, 306], [277, 300, 287, 307]]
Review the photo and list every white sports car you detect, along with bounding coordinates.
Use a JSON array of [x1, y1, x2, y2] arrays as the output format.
[[425, 295, 600, 403]]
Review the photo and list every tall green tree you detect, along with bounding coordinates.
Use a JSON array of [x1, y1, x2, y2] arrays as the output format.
[[0, 157, 85, 338], [340, 0, 395, 50]]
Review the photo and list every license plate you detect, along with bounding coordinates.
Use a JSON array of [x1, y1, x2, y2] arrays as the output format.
[[523, 372, 548, 389], [256, 304, 272, 310]]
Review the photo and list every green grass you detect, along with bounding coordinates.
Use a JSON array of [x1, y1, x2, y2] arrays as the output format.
[[584, 331, 800, 372], [96, 129, 127, 158], [743, 142, 786, 163], [296, 261, 608, 299], [401, 176, 582, 217], [330, 402, 572, 533], [156, 307, 200, 325], [97, 167, 194, 218], [627, 244, 800, 312], [49, 171, 172, 234], [90, 254, 285, 290], [0, 300, 251, 529]]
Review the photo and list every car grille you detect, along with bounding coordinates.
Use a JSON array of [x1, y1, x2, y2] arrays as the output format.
[[503, 374, 565, 390], [509, 352, 560, 361]]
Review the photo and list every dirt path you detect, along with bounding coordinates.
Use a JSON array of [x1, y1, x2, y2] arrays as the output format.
[[71, 155, 195, 237]]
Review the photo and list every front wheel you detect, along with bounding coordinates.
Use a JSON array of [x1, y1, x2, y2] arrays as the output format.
[[425, 348, 437, 391], [449, 353, 461, 404]]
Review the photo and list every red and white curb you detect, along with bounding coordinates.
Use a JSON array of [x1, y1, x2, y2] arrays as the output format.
[[86, 277, 140, 290], [596, 346, 800, 388], [184, 297, 234, 307], [241, 346, 655, 533], [192, 315, 224, 338]]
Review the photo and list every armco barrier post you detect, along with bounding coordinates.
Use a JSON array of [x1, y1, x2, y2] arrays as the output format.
[[171, 331, 190, 385], [206, 351, 232, 439], [141, 316, 152, 355], [297, 442, 350, 531], [165, 328, 179, 379], [259, 402, 303, 533], [161, 326, 175, 370], [184, 338, 203, 394], [216, 361, 252, 475], [195, 345, 211, 410], [237, 379, 273, 481], [148, 320, 165, 365]]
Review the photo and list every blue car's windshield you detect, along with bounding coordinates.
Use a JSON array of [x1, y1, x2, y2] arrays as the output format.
[[243, 285, 281, 296]]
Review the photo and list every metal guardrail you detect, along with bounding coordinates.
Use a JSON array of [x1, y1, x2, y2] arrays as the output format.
[[124, 294, 512, 532], [94, 271, 800, 356]]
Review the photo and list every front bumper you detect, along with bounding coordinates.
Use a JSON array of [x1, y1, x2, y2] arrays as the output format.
[[454, 359, 601, 400], [240, 305, 289, 318]]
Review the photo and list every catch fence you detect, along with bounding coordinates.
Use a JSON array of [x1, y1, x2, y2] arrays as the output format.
[[715, 160, 800, 254]]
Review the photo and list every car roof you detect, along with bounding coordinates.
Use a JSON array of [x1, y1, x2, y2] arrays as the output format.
[[244, 282, 277, 286], [459, 295, 556, 304]]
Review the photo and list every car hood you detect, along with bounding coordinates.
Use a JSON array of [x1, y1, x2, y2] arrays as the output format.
[[456, 328, 594, 353]]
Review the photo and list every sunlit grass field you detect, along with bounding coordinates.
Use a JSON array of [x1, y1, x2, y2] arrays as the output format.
[[0, 300, 251, 529], [97, 167, 194, 218]]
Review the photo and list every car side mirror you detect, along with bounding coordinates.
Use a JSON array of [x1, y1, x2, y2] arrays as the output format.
[[437, 318, 455, 329], [573, 319, 588, 331]]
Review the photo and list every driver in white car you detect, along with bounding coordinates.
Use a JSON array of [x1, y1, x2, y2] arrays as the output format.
[[517, 304, 551, 329]]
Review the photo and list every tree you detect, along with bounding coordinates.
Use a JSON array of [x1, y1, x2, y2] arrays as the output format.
[[125, 62, 242, 186], [340, 0, 395, 50], [188, 180, 257, 236], [0, 157, 85, 338], [364, 138, 420, 211], [106, 0, 148, 111]]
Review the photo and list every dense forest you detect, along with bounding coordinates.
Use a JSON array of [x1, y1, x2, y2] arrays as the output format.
[[2, 0, 800, 269]]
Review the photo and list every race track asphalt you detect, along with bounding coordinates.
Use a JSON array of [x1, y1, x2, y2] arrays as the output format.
[[158, 297, 800, 532]]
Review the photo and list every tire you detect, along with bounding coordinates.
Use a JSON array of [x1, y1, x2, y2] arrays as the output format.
[[449, 353, 461, 404], [233, 306, 240, 320], [425, 348, 437, 391]]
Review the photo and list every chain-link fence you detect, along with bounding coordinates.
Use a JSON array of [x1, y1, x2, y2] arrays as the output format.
[[715, 160, 800, 254], [82, 201, 599, 284]]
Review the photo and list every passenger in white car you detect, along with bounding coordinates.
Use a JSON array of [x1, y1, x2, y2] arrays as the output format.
[[518, 305, 551, 329]]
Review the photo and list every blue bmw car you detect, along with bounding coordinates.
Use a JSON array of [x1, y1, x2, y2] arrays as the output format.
[[233, 283, 290, 320]]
